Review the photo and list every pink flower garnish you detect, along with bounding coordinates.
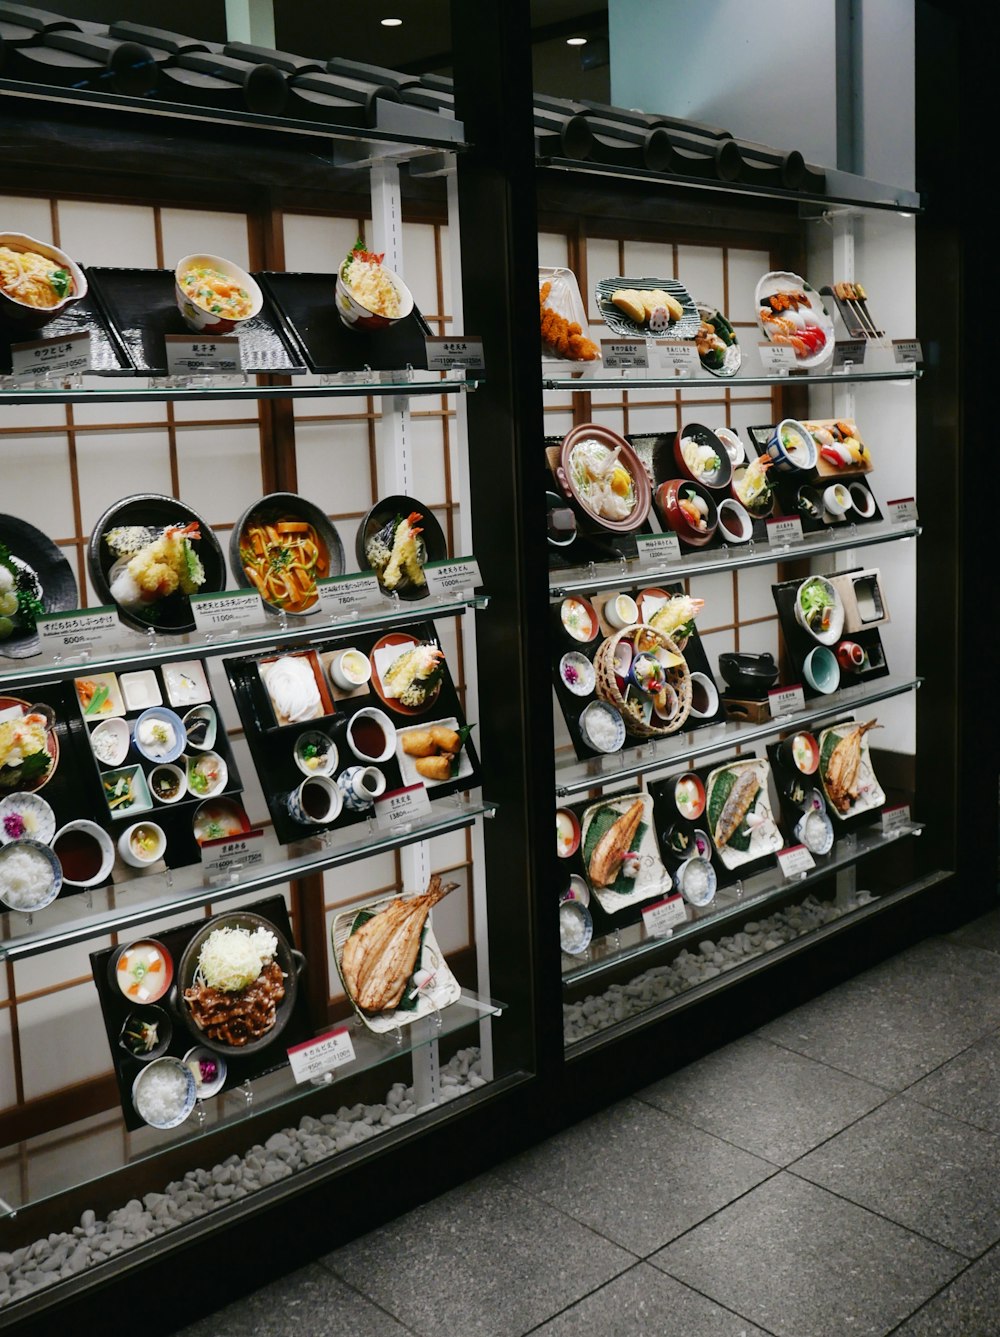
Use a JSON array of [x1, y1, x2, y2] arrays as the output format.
[[2, 813, 26, 840]]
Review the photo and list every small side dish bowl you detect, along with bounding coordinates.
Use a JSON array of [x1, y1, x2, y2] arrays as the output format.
[[823, 482, 853, 518], [0, 791, 56, 845], [717, 497, 753, 544], [556, 807, 581, 859], [731, 461, 775, 517], [183, 1046, 227, 1099], [111, 937, 173, 1003], [103, 765, 153, 820], [0, 232, 87, 328], [118, 821, 167, 869], [132, 1056, 197, 1130], [674, 773, 706, 820], [182, 705, 217, 753], [782, 731, 821, 775], [90, 717, 130, 768], [579, 700, 626, 754], [655, 478, 719, 548], [849, 482, 876, 518], [715, 427, 746, 466], [119, 1006, 172, 1063], [560, 595, 599, 643], [677, 855, 717, 907], [559, 898, 593, 955], [605, 593, 639, 629], [674, 423, 733, 490], [546, 491, 578, 547], [52, 819, 115, 887], [803, 646, 841, 695], [186, 751, 228, 800], [794, 576, 845, 645], [0, 838, 62, 913], [174, 253, 263, 335], [132, 707, 186, 764], [558, 651, 595, 697], [766, 418, 818, 473], [346, 707, 396, 764], [149, 762, 187, 805], [293, 730, 338, 777], [688, 671, 720, 718], [328, 648, 372, 692]]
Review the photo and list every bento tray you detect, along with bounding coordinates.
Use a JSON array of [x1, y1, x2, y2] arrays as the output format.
[[87, 268, 307, 376], [0, 284, 129, 376], [257, 271, 433, 374]]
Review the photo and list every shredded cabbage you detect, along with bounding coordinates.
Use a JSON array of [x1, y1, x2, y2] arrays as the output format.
[[196, 926, 277, 993]]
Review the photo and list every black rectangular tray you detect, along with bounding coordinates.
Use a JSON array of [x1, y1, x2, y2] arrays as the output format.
[[89, 894, 312, 1132], [225, 619, 480, 846], [771, 572, 890, 698], [745, 425, 883, 533], [87, 268, 307, 376], [0, 285, 130, 376], [75, 660, 244, 870], [258, 271, 432, 374]]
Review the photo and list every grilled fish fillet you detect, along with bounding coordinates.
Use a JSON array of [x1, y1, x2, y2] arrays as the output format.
[[341, 875, 458, 1012], [825, 720, 881, 813], [714, 769, 760, 848], [588, 798, 644, 888]]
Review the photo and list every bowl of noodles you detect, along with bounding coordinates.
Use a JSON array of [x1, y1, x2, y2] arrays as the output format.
[[230, 492, 345, 617], [335, 238, 413, 332], [556, 423, 651, 534], [174, 254, 263, 336], [0, 233, 87, 329]]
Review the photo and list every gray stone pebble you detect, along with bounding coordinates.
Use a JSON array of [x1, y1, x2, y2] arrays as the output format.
[[0, 1046, 483, 1311], [564, 892, 876, 1043]]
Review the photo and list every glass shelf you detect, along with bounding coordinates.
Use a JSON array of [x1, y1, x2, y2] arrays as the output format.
[[0, 794, 495, 961], [0, 372, 480, 407], [539, 155, 922, 214], [0, 593, 488, 689], [549, 521, 920, 597], [0, 988, 504, 1218], [541, 366, 921, 393], [555, 674, 922, 797], [562, 819, 924, 986], [0, 76, 469, 159]]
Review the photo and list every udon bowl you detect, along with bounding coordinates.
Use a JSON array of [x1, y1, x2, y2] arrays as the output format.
[[173, 253, 263, 336], [0, 232, 88, 329]]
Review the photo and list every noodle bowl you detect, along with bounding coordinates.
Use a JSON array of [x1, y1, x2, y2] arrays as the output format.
[[0, 233, 87, 328]]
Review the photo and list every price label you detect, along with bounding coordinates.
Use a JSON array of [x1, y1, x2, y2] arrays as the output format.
[[424, 336, 485, 372], [11, 332, 91, 378], [287, 1025, 356, 1084], [423, 556, 482, 597], [190, 589, 263, 635], [881, 803, 912, 837], [200, 828, 265, 879], [642, 893, 688, 939], [634, 532, 681, 566], [600, 339, 649, 370], [892, 338, 923, 364], [37, 605, 122, 655], [317, 573, 384, 617], [833, 339, 867, 369], [887, 497, 918, 525], [375, 783, 433, 832], [766, 515, 804, 546], [655, 339, 700, 375], [164, 335, 242, 376], [777, 844, 817, 877], [768, 683, 806, 718], [758, 342, 796, 374]]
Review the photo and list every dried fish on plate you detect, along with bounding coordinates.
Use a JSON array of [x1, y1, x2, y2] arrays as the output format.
[[333, 875, 462, 1033], [819, 718, 885, 817], [579, 791, 670, 914], [705, 758, 783, 871]]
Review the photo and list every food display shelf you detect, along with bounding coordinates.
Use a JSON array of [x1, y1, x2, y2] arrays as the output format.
[[539, 156, 923, 214], [0, 373, 481, 406], [0, 794, 495, 962], [0, 988, 505, 1219], [0, 594, 489, 689], [541, 367, 921, 392], [562, 819, 925, 986], [554, 674, 922, 797], [0, 76, 470, 158], [549, 521, 920, 597]]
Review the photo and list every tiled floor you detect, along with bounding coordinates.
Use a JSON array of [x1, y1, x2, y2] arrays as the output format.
[[173, 909, 1000, 1337]]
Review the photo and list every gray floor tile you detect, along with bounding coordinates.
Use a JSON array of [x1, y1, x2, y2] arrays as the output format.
[[321, 1171, 634, 1337], [638, 1034, 888, 1165], [531, 1262, 771, 1337], [908, 1029, 1000, 1134], [650, 1173, 963, 1337], [944, 907, 1000, 956], [171, 1262, 414, 1337], [499, 1096, 774, 1256], [894, 1242, 1000, 1335], [758, 940, 1000, 1088], [793, 1095, 1000, 1257]]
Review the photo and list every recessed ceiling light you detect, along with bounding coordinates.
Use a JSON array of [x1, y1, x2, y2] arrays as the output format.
[[381, 17, 403, 26], [566, 36, 587, 46]]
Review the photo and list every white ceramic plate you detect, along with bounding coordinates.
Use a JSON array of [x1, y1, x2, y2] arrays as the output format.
[[579, 791, 671, 915], [755, 271, 835, 369], [396, 717, 474, 789], [818, 719, 886, 820], [705, 758, 783, 871]]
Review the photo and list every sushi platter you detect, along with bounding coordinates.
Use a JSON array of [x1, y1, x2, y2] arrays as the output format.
[[743, 423, 882, 535]]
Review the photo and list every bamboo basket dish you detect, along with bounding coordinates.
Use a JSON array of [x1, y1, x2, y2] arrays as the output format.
[[594, 624, 691, 737]]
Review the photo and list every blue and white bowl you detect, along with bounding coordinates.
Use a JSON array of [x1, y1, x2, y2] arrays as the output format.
[[133, 707, 186, 764], [766, 418, 817, 474]]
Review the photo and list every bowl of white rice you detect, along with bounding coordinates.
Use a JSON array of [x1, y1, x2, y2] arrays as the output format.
[[0, 838, 62, 913], [335, 244, 413, 331], [132, 1055, 197, 1129]]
